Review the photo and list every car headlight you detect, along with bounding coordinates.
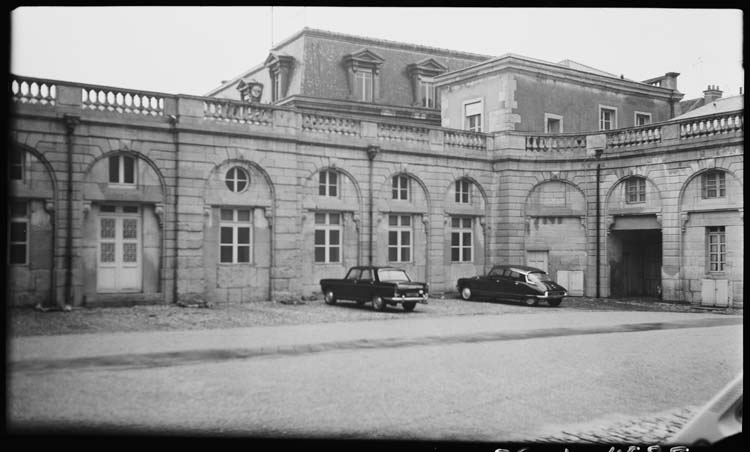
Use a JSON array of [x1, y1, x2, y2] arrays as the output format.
[[418, 289, 423, 295]]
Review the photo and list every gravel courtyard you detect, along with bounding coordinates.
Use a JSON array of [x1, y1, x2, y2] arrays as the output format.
[[8, 295, 737, 337]]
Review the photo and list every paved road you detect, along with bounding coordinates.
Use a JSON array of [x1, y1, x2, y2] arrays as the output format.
[[7, 311, 743, 442]]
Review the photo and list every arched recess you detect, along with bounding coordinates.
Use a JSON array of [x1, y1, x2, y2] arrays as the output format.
[[523, 179, 587, 295], [8, 143, 58, 307], [677, 167, 743, 306], [80, 150, 167, 304], [604, 174, 663, 299], [442, 175, 489, 284], [374, 170, 432, 282], [201, 159, 275, 303], [300, 165, 364, 294]]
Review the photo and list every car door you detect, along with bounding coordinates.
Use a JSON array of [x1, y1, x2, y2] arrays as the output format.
[[506, 270, 530, 300], [356, 268, 376, 301], [339, 268, 361, 300], [481, 267, 505, 299]]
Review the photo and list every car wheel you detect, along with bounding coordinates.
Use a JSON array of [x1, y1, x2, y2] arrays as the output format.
[[372, 296, 386, 311], [460, 287, 472, 300], [402, 301, 416, 312], [547, 298, 562, 307], [524, 297, 538, 306], [324, 290, 337, 305]]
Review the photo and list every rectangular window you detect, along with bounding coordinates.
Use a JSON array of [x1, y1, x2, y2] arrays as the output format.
[[219, 208, 252, 263], [108, 155, 136, 185], [388, 215, 412, 263], [701, 172, 726, 199], [707, 226, 726, 272], [544, 114, 563, 134], [464, 100, 483, 132], [635, 112, 652, 126], [8, 201, 29, 264], [626, 178, 646, 203], [392, 175, 409, 200], [314, 212, 341, 263], [599, 106, 617, 130], [450, 217, 473, 262], [355, 71, 373, 102], [420, 77, 436, 108], [318, 170, 338, 197], [271, 72, 281, 102], [455, 179, 470, 204], [10, 149, 24, 181]]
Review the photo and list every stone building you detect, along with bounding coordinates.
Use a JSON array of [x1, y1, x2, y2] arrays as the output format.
[[7, 28, 744, 309]]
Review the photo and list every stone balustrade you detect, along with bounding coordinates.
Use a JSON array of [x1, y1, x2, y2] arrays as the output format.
[[678, 111, 743, 140], [203, 99, 273, 126], [11, 76, 57, 105], [9, 74, 742, 156], [301, 113, 360, 136], [445, 130, 487, 150], [606, 125, 662, 148], [377, 122, 430, 144], [525, 135, 587, 152], [80, 83, 167, 116]]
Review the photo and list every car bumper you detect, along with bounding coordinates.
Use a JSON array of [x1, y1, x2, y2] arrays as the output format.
[[383, 296, 429, 304], [535, 293, 567, 299]]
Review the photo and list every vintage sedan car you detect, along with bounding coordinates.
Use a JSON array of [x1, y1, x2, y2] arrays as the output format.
[[320, 266, 429, 312], [456, 264, 567, 306]]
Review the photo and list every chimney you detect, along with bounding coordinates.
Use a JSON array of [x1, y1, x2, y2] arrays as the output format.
[[703, 85, 723, 103], [662, 72, 680, 90]]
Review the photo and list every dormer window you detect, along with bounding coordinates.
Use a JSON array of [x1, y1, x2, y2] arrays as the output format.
[[265, 52, 294, 102], [343, 49, 384, 103], [407, 58, 447, 109]]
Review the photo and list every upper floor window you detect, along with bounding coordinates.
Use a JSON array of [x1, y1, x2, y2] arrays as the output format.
[[265, 51, 294, 103], [10, 148, 24, 181], [392, 175, 410, 200], [455, 179, 471, 204], [545, 113, 563, 134], [464, 100, 483, 132], [707, 226, 726, 272], [219, 208, 252, 264], [355, 70, 374, 102], [407, 58, 447, 109], [109, 155, 135, 185], [8, 201, 28, 265], [626, 177, 646, 203], [701, 171, 726, 199], [319, 170, 339, 197], [599, 106, 617, 130], [225, 167, 249, 193], [635, 112, 652, 126]]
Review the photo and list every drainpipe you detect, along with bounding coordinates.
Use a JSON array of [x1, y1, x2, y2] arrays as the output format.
[[63, 114, 79, 308], [595, 149, 603, 298], [366, 145, 379, 265], [46, 201, 56, 307], [168, 114, 180, 304]]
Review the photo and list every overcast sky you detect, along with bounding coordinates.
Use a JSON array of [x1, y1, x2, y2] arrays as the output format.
[[10, 7, 744, 100]]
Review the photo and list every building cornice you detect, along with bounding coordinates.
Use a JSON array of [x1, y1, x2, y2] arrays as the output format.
[[434, 54, 683, 101]]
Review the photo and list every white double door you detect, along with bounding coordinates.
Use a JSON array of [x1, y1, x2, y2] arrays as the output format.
[[97, 208, 142, 292]]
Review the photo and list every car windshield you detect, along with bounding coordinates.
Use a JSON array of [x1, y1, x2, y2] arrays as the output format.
[[377, 269, 411, 282], [527, 272, 552, 284]]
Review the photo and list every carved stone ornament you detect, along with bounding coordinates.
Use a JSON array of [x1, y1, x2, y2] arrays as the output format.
[[606, 215, 615, 235], [82, 201, 92, 217], [44, 200, 55, 213], [680, 212, 690, 232], [155, 204, 165, 228]]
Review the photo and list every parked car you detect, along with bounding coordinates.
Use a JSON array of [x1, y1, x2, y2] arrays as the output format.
[[320, 266, 429, 312], [456, 265, 567, 306]]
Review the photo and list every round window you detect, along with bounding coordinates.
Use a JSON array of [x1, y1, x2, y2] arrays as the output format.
[[225, 167, 249, 192]]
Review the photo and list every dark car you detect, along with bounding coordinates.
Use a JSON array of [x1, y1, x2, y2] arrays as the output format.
[[456, 264, 567, 307], [320, 266, 429, 312]]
